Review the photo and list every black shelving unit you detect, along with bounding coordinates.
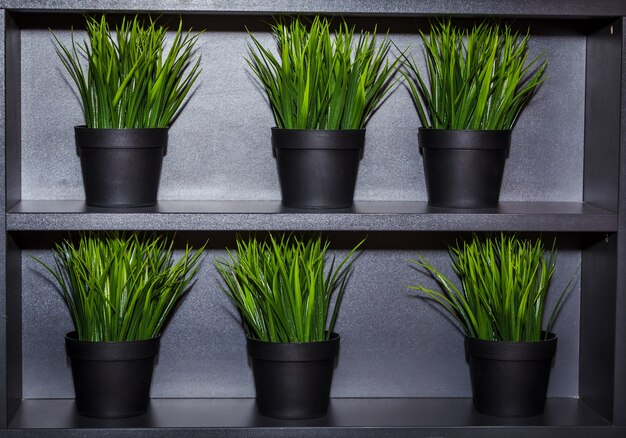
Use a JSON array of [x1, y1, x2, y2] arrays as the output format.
[[2, 1, 626, 436]]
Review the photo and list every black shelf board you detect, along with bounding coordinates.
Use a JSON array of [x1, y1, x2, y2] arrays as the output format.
[[6, 200, 618, 232], [6, 398, 617, 437], [2, 0, 626, 17]]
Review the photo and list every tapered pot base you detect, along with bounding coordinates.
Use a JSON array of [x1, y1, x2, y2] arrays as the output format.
[[465, 334, 557, 417], [75, 127, 168, 208], [419, 129, 511, 209], [65, 332, 160, 418], [272, 129, 364, 209], [247, 333, 340, 419]]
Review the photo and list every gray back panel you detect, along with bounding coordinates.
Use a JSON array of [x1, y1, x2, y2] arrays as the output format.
[[20, 20, 584, 203], [22, 243, 580, 399], [17, 16, 585, 400]]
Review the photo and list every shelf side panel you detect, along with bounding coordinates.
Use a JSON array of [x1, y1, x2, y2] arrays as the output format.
[[0, 9, 6, 429], [5, 235, 20, 426], [584, 20, 620, 212], [0, 8, 22, 428], [4, 9, 21, 428], [5, 9, 19, 210], [580, 234, 617, 422], [613, 16, 626, 426], [580, 18, 623, 423]]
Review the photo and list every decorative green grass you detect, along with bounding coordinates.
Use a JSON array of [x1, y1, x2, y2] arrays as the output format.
[[215, 234, 363, 342], [247, 16, 400, 130], [404, 20, 548, 130], [35, 232, 205, 342], [53, 15, 201, 129], [409, 234, 571, 342]]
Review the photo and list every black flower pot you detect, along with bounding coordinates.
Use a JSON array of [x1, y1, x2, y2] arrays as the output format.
[[418, 128, 511, 208], [272, 129, 365, 209], [65, 332, 160, 418], [75, 126, 168, 208], [247, 333, 340, 419], [465, 333, 557, 417]]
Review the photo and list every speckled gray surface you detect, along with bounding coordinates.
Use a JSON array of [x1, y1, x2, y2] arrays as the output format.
[[22, 244, 580, 399], [20, 20, 584, 203], [8, 398, 609, 429], [3, 0, 626, 16], [5, 200, 619, 231]]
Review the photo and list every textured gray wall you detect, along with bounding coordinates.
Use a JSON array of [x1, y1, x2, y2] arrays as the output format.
[[20, 20, 584, 203], [17, 17, 585, 399], [22, 243, 580, 399], [3, 0, 626, 16]]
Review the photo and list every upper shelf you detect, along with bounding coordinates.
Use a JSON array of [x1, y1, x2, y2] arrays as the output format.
[[6, 200, 617, 232], [2, 0, 626, 17]]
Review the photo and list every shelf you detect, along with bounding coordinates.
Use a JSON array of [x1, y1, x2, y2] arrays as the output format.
[[8, 398, 615, 437], [3, 2, 626, 437], [2, 0, 626, 17], [6, 200, 618, 232]]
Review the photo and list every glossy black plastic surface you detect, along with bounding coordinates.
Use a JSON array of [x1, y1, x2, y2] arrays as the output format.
[[272, 129, 365, 209], [419, 129, 512, 209], [247, 333, 340, 419], [65, 332, 160, 419], [465, 333, 558, 417], [75, 127, 167, 208]]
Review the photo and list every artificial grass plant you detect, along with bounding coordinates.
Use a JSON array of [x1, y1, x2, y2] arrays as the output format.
[[215, 234, 363, 342], [35, 232, 205, 342], [53, 15, 201, 129], [246, 16, 400, 129], [404, 19, 548, 130], [409, 234, 571, 342]]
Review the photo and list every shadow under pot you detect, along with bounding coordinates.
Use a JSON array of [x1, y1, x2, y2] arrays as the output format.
[[465, 333, 557, 417], [247, 333, 340, 419], [418, 128, 511, 209], [75, 126, 168, 208], [272, 129, 365, 209], [65, 332, 160, 419]]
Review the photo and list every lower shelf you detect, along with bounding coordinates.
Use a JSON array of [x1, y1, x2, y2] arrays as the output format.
[[7, 397, 619, 437]]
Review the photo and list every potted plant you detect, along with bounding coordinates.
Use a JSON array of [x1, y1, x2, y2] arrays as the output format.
[[53, 15, 201, 207], [35, 232, 204, 418], [215, 234, 362, 419], [409, 234, 571, 417], [403, 20, 548, 208], [247, 17, 400, 209]]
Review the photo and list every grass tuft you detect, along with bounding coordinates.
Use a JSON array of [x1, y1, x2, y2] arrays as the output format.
[[409, 234, 572, 342], [403, 19, 548, 130], [34, 232, 205, 342], [215, 234, 363, 342], [52, 15, 202, 129], [246, 16, 400, 130]]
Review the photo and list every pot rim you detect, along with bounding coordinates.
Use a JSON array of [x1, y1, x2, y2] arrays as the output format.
[[418, 127, 511, 153], [271, 127, 365, 133], [465, 332, 558, 361], [246, 332, 340, 345], [65, 331, 161, 361], [74, 125, 169, 155], [247, 332, 340, 362], [65, 331, 161, 345], [74, 125, 169, 131], [464, 332, 557, 345], [418, 127, 512, 134], [272, 129, 365, 152]]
